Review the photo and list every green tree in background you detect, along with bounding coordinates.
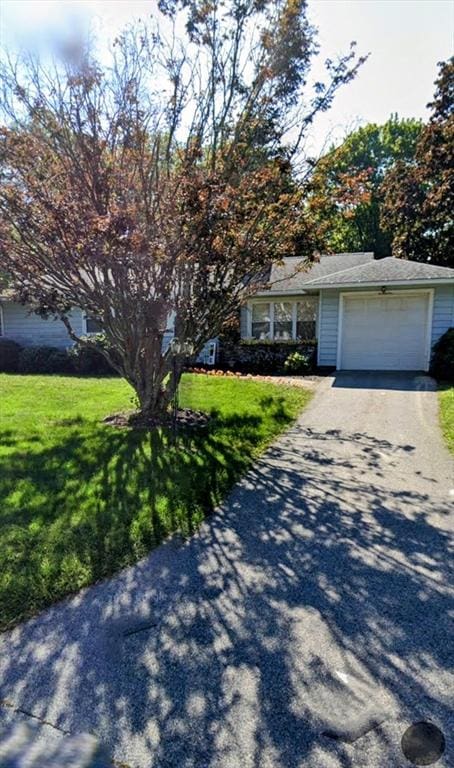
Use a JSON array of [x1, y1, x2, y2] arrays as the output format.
[[381, 58, 453, 267], [307, 116, 422, 257]]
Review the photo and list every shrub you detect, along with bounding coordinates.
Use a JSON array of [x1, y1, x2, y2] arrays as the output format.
[[431, 328, 454, 382], [18, 345, 73, 374], [0, 338, 22, 372], [283, 350, 311, 374], [220, 340, 317, 374], [69, 335, 116, 375]]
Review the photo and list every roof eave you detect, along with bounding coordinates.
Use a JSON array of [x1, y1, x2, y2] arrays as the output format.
[[308, 278, 454, 290], [251, 287, 320, 297]]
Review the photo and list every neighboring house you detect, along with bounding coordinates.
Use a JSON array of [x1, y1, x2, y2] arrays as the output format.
[[1, 252, 454, 371], [0, 300, 101, 349], [241, 252, 454, 371], [0, 294, 214, 363]]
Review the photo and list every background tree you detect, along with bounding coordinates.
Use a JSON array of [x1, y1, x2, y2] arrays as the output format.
[[381, 57, 453, 266], [0, 0, 364, 421], [305, 115, 422, 257]]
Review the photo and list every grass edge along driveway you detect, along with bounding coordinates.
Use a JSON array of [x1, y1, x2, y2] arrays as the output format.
[[438, 383, 454, 454], [0, 373, 312, 630]]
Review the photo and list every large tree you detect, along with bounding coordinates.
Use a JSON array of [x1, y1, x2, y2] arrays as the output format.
[[381, 57, 454, 266], [0, 0, 364, 421], [305, 115, 422, 258]]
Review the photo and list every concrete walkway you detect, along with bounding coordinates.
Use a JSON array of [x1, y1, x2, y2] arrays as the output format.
[[1, 372, 453, 767]]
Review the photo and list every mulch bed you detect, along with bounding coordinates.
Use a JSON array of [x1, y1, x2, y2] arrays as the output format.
[[102, 408, 210, 429]]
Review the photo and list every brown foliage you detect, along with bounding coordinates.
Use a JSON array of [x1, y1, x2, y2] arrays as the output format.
[[0, 3, 364, 416]]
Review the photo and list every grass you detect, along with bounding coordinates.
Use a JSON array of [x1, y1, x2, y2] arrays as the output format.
[[438, 384, 454, 454], [0, 372, 311, 630]]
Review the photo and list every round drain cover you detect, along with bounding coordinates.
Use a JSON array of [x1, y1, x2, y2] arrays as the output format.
[[401, 721, 445, 766]]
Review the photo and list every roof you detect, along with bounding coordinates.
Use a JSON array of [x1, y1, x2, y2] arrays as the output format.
[[304, 256, 454, 288], [259, 252, 374, 294]]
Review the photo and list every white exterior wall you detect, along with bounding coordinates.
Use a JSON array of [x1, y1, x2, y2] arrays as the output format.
[[317, 290, 339, 366], [431, 284, 454, 346], [240, 305, 248, 337], [0, 302, 216, 362], [3, 283, 452, 362], [0, 302, 84, 348]]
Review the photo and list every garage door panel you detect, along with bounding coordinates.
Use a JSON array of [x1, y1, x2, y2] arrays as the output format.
[[340, 293, 429, 371]]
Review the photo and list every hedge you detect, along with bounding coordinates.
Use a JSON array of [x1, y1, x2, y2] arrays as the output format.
[[219, 339, 317, 375], [0, 338, 117, 376], [0, 339, 23, 373]]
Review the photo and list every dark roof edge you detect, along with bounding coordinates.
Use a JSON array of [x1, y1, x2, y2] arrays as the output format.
[[309, 278, 454, 290]]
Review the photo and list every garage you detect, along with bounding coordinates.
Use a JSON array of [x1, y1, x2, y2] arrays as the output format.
[[338, 292, 431, 371]]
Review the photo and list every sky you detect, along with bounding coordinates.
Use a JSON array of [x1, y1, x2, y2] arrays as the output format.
[[0, 0, 452, 154]]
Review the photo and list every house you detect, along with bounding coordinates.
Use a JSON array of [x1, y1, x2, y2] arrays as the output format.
[[1, 252, 454, 372], [240, 252, 454, 371], [0, 297, 215, 364], [0, 298, 101, 349]]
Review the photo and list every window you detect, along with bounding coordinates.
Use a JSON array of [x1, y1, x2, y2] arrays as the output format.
[[0, 305, 3, 337], [251, 303, 271, 340], [85, 316, 102, 334], [249, 297, 318, 340], [296, 297, 317, 340], [273, 302, 292, 340]]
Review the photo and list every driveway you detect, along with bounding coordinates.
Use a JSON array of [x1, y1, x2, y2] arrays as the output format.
[[1, 372, 453, 767]]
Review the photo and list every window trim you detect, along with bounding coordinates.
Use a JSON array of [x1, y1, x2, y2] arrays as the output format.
[[249, 300, 273, 340], [82, 313, 102, 335], [247, 297, 318, 341], [273, 300, 293, 341]]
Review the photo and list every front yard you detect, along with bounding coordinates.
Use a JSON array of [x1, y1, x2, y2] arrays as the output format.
[[439, 384, 454, 454], [0, 373, 311, 630]]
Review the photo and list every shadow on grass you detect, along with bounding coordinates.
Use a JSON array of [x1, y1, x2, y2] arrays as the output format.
[[0, 396, 452, 767], [0, 394, 293, 631]]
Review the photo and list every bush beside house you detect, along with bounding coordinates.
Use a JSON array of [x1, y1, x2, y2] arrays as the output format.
[[0, 337, 318, 376], [18, 346, 73, 375], [219, 339, 317, 375], [431, 328, 454, 382], [4, 330, 452, 379], [0, 339, 116, 376], [69, 342, 116, 375], [0, 339, 22, 373], [283, 351, 312, 374]]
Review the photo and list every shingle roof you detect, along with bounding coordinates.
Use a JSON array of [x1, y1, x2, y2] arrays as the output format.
[[303, 256, 454, 287], [259, 252, 374, 293]]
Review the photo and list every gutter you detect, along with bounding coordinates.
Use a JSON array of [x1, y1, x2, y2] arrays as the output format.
[[302, 278, 454, 290]]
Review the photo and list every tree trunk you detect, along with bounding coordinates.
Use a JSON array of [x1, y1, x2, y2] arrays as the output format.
[[132, 358, 183, 425]]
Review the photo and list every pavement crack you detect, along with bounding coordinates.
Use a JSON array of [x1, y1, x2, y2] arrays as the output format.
[[0, 697, 70, 735]]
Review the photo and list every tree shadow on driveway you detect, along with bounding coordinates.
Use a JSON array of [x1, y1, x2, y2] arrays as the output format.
[[0, 422, 452, 768]]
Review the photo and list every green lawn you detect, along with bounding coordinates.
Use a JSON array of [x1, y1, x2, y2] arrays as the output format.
[[0, 373, 311, 630], [439, 384, 454, 454]]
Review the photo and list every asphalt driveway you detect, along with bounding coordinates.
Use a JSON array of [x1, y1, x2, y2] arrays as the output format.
[[1, 372, 453, 767]]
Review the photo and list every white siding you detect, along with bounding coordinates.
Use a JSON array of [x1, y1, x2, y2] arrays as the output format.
[[162, 331, 173, 354], [0, 302, 84, 348], [318, 290, 339, 366], [431, 285, 454, 346], [240, 305, 249, 337]]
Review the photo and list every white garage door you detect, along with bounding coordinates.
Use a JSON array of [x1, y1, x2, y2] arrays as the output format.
[[339, 293, 430, 371]]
